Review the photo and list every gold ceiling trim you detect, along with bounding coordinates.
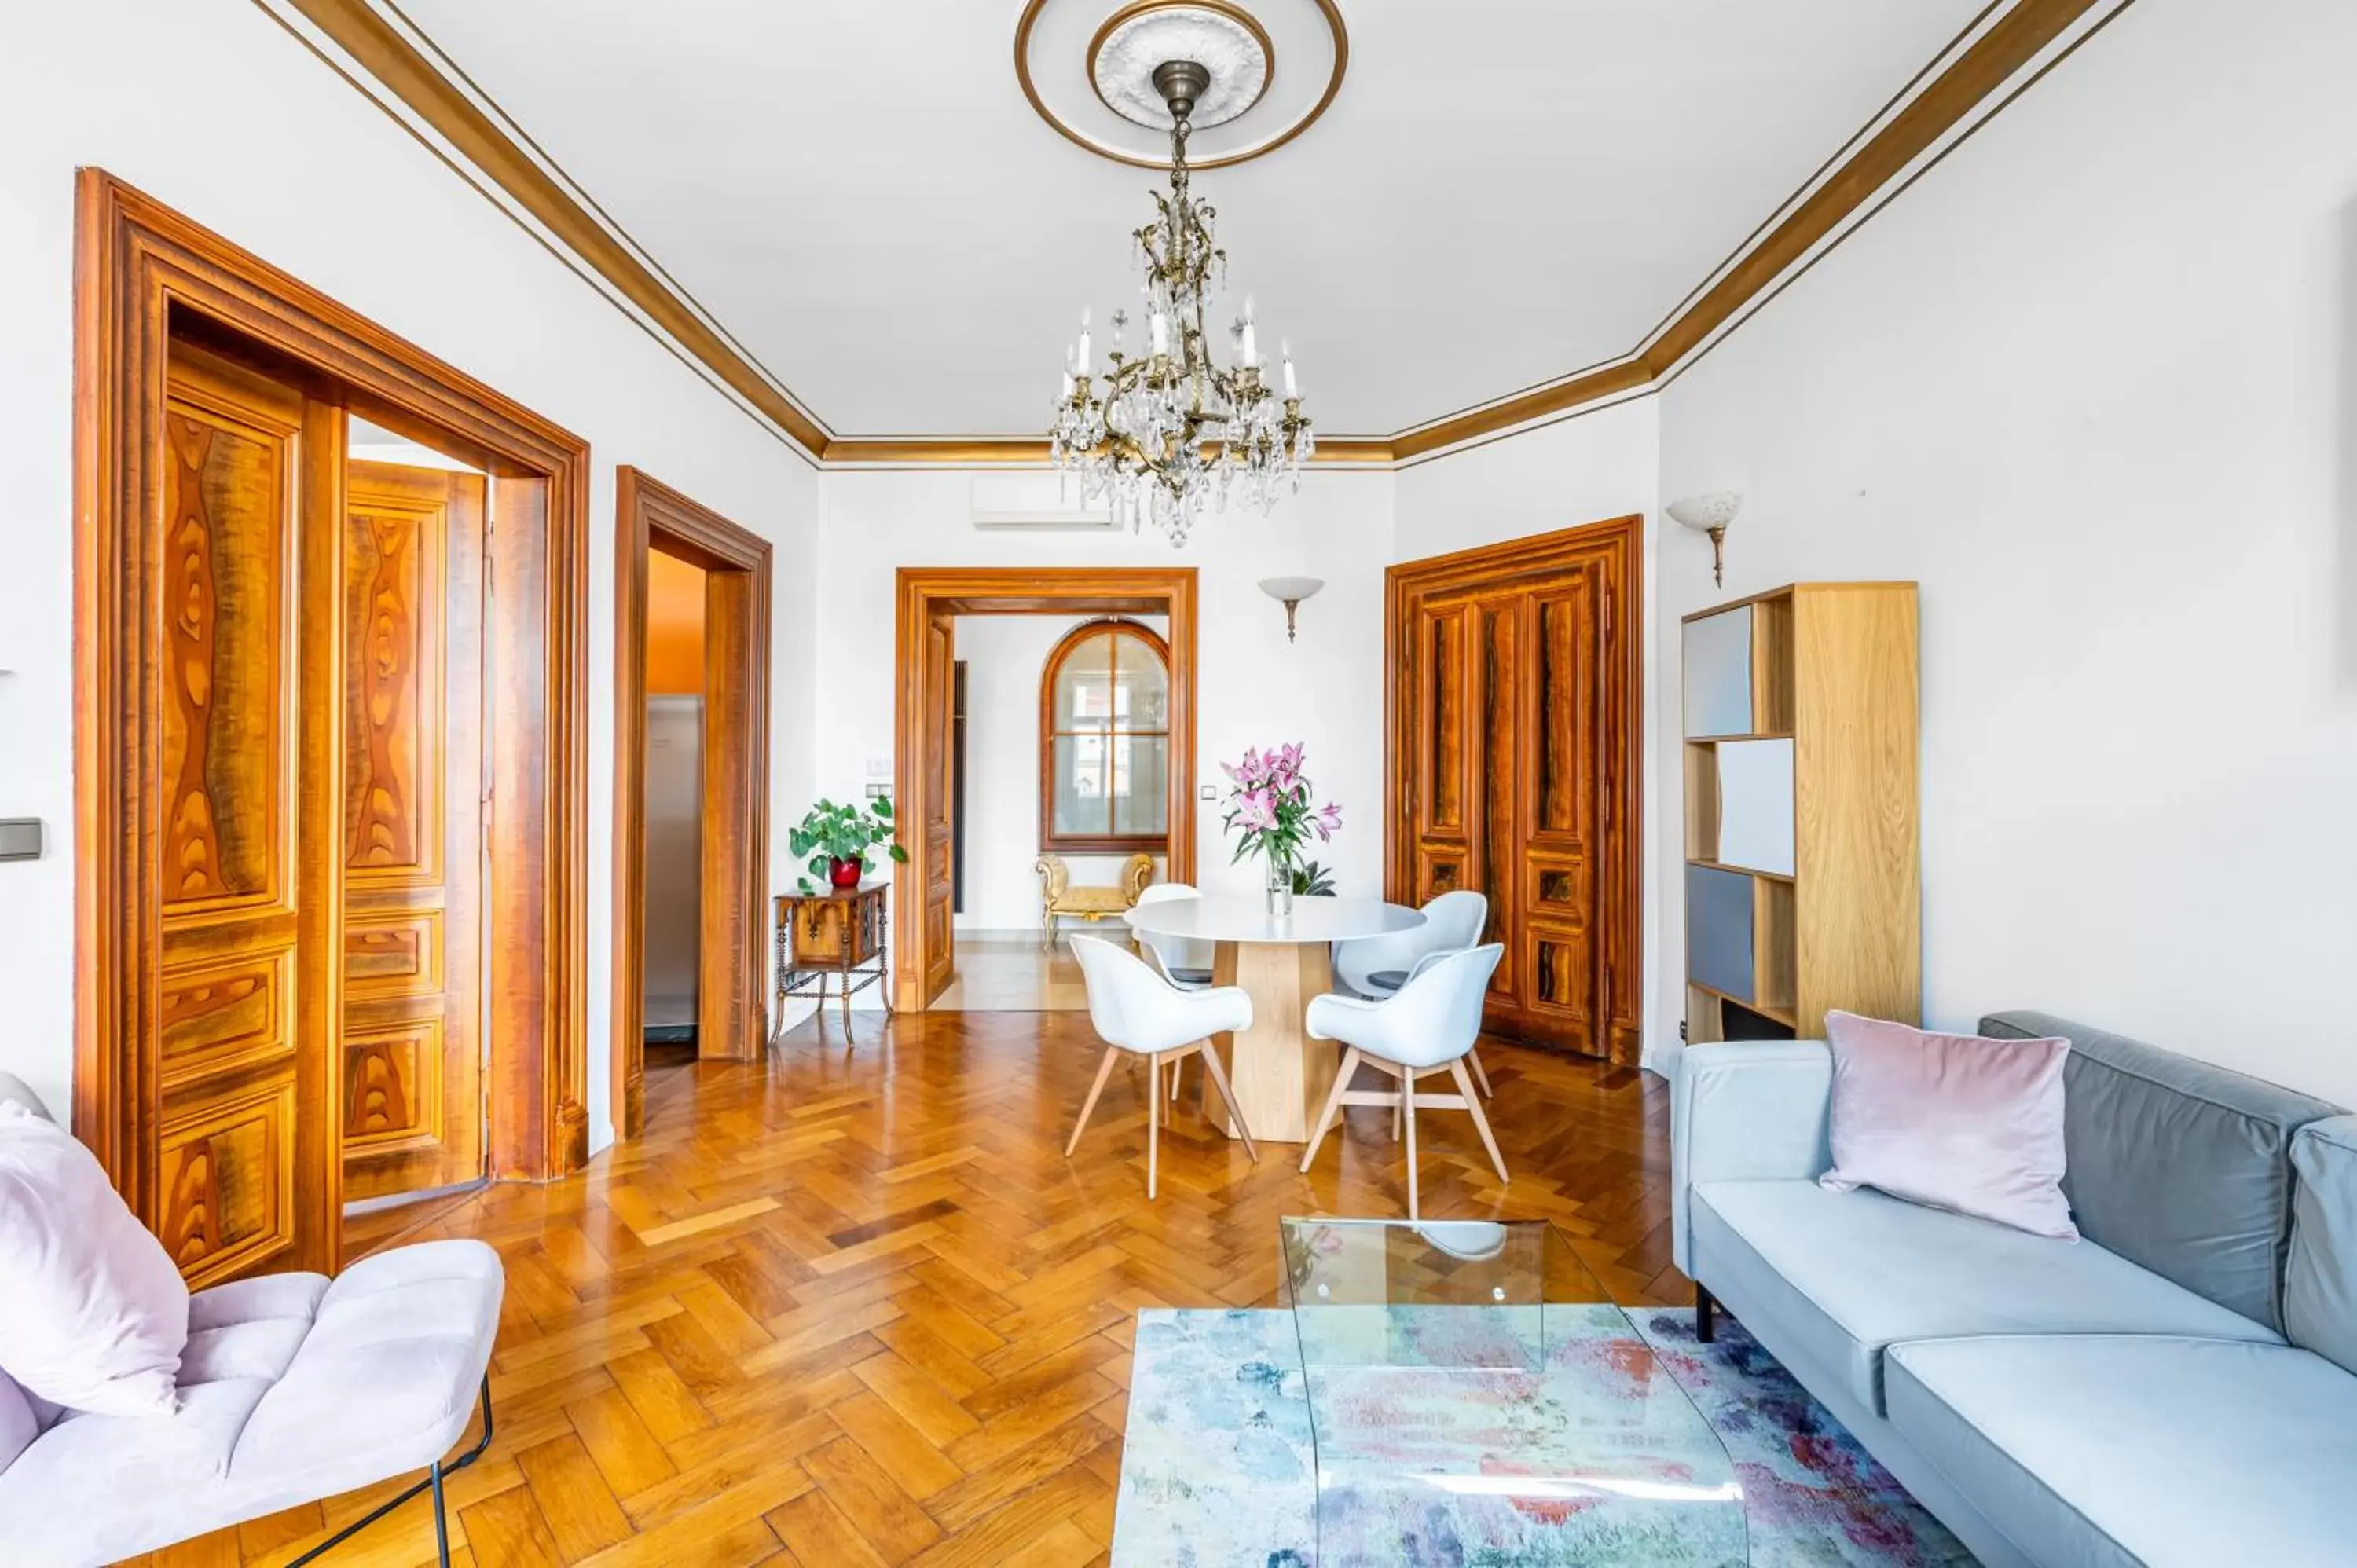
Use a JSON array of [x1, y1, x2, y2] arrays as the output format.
[[1017, 0, 1348, 172], [284, 0, 2112, 470], [280, 0, 834, 458]]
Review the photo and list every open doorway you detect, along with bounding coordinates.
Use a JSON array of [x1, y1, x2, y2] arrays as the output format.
[[892, 568, 1198, 1012], [611, 468, 772, 1138], [932, 613, 1173, 1010]]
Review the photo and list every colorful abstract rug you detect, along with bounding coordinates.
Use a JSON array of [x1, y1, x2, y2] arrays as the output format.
[[1113, 1305, 1974, 1566]]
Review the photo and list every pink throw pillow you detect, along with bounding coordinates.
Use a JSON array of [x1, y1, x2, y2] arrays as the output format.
[[0, 1105, 189, 1416], [1819, 1011, 2077, 1240]]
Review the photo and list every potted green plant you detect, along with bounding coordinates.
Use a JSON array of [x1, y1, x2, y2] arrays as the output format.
[[789, 797, 908, 892]]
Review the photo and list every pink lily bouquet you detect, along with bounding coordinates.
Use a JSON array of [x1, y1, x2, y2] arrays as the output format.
[[1220, 742, 1341, 913]]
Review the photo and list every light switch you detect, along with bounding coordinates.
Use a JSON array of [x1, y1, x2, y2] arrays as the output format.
[[1199, 784, 1217, 800], [0, 819, 42, 862]]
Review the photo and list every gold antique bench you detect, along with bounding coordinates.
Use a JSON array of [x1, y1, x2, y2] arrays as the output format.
[[1035, 852, 1155, 948]]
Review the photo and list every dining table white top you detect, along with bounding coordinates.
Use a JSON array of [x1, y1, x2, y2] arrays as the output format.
[[1124, 892, 1424, 946]]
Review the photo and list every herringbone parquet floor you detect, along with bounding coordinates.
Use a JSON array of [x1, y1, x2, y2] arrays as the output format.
[[134, 1008, 1685, 1568]]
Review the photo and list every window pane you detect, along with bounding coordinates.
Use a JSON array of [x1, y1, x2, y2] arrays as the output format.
[[1112, 733, 1168, 835], [1111, 631, 1168, 730], [1053, 733, 1110, 835], [1054, 632, 1114, 731]]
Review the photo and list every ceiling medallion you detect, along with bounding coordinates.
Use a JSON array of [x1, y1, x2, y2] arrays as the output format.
[[1050, 55, 1312, 546], [1089, 2, 1272, 130], [1014, 0, 1348, 171]]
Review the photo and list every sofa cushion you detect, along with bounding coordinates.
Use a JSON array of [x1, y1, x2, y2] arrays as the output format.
[[1820, 1011, 2074, 1239], [1692, 1179, 2278, 1414], [0, 1106, 190, 1417], [1981, 1010, 2341, 1332], [2287, 1115, 2357, 1376], [1886, 1334, 2357, 1568]]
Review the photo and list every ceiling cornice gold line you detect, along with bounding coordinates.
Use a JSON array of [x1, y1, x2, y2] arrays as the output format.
[[1389, 0, 2111, 463], [291, 0, 2111, 471], [1389, 0, 2011, 445], [281, 0, 834, 460], [821, 435, 1398, 467]]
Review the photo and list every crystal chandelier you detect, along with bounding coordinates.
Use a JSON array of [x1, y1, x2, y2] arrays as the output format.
[[1050, 58, 1312, 546]]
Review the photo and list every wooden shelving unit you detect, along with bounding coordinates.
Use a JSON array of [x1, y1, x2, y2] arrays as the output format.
[[1682, 582, 1919, 1042]]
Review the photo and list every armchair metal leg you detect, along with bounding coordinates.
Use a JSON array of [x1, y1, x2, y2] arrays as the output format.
[[288, 1375, 493, 1566]]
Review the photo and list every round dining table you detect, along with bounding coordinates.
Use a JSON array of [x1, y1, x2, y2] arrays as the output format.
[[1125, 893, 1424, 1142]]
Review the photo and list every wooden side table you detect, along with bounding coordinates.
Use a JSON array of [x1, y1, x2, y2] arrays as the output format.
[[773, 881, 892, 1036]]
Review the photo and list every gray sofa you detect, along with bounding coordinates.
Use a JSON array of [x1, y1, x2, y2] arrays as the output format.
[[1672, 1011, 2357, 1567]]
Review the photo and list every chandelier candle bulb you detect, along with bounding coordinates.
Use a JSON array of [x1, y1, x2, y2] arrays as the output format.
[[1281, 346, 1296, 398]]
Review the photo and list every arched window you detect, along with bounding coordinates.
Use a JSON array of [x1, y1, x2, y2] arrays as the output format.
[[1040, 619, 1170, 851]]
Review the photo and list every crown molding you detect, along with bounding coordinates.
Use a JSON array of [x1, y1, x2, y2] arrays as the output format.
[[281, 0, 2120, 471], [279, 0, 833, 458]]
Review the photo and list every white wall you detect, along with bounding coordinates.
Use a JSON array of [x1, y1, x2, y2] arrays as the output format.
[[1394, 399, 1661, 563], [950, 614, 1168, 932], [1391, 400, 1670, 1063], [808, 469, 1393, 1002], [0, 0, 820, 1144], [1654, 0, 2357, 1105]]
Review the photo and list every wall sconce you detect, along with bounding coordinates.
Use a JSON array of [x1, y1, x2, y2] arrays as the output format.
[[1667, 492, 1742, 588], [1258, 577, 1324, 643]]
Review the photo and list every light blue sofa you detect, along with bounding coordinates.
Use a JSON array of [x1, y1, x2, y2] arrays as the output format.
[[1672, 1011, 2357, 1567]]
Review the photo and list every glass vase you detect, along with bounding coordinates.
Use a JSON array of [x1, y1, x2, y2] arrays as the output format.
[[1266, 858, 1294, 918]]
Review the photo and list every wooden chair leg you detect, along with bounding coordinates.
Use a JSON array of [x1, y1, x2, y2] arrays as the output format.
[[1299, 1049, 1359, 1174], [1196, 1042, 1259, 1163], [1450, 1057, 1511, 1185], [1467, 1044, 1493, 1098], [1392, 1083, 1402, 1142], [1168, 1053, 1187, 1105], [1402, 1065, 1420, 1220], [1065, 1048, 1119, 1157], [1146, 1051, 1160, 1200]]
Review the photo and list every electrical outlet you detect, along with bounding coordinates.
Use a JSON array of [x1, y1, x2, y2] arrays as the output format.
[[0, 819, 43, 862], [863, 782, 888, 799], [1199, 784, 1217, 800], [1678, 1020, 1689, 1042]]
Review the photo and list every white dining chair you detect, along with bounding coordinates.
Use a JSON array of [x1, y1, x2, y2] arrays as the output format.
[[1331, 888, 1497, 1097], [1069, 936, 1259, 1198], [1299, 943, 1507, 1219], [1129, 882, 1218, 1102]]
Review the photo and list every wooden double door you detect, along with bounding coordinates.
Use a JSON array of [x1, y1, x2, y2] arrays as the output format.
[[1385, 518, 1644, 1063], [152, 338, 487, 1286]]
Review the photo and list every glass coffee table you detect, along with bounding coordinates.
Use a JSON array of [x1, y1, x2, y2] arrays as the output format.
[[1280, 1217, 1747, 1564]]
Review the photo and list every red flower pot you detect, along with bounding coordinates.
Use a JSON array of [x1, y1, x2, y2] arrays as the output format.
[[828, 856, 863, 888]]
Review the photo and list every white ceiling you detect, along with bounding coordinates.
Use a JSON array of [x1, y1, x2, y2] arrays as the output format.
[[393, 0, 1984, 438]]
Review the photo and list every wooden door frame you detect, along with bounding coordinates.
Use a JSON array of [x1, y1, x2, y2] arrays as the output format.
[[892, 567, 1199, 1012], [610, 467, 772, 1136], [74, 170, 592, 1233], [1384, 515, 1646, 1062]]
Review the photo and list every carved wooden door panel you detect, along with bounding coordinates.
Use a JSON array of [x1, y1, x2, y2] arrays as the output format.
[[1509, 571, 1602, 1053], [922, 610, 956, 1003], [155, 340, 340, 1285], [1405, 599, 1473, 904], [339, 461, 487, 1201], [1387, 522, 1640, 1062]]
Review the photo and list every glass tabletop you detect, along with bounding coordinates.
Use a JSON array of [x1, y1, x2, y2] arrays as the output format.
[[1279, 1217, 1747, 1565]]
